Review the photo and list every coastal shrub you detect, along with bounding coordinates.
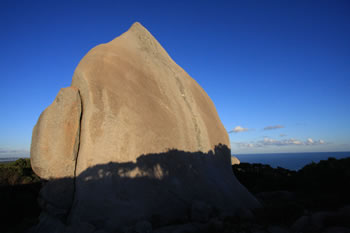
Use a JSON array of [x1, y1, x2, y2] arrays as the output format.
[[0, 158, 39, 185], [232, 162, 297, 193], [0, 158, 42, 233], [233, 157, 350, 211]]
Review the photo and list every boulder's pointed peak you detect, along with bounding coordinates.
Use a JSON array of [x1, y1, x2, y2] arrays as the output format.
[[129, 22, 146, 31], [115, 22, 170, 60], [122, 21, 154, 40]]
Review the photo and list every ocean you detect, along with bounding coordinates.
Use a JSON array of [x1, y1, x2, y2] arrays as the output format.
[[234, 151, 350, 170], [0, 157, 28, 163]]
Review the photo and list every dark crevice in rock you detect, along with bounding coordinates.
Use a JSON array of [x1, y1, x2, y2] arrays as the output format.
[[66, 89, 83, 223]]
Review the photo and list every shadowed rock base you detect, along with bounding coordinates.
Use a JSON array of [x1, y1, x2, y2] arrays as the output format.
[[32, 145, 260, 233]]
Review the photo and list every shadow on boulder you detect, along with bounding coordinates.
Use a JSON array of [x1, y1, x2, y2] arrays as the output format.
[[33, 144, 260, 233]]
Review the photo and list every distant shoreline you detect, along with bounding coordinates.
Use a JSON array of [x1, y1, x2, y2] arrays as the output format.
[[0, 157, 29, 164], [234, 151, 350, 170], [233, 151, 350, 155]]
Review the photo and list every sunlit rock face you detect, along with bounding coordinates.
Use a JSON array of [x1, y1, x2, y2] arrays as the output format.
[[31, 22, 260, 232], [31, 86, 81, 179], [71, 22, 231, 171], [231, 156, 241, 165]]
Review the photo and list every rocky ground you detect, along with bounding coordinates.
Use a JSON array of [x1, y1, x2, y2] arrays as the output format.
[[1, 157, 350, 233]]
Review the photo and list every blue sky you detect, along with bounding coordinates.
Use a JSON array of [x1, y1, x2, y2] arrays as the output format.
[[1, 0, 349, 157]]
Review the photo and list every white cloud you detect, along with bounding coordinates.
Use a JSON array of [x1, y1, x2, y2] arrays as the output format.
[[306, 138, 314, 145], [234, 142, 256, 148], [288, 138, 303, 145], [263, 137, 278, 144], [233, 137, 326, 148], [228, 126, 249, 133], [263, 125, 284, 130]]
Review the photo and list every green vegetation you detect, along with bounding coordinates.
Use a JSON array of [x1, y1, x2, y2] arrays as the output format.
[[233, 157, 350, 227], [233, 157, 350, 207], [0, 158, 40, 185]]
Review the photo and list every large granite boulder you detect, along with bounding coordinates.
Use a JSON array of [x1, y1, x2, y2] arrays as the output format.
[[31, 22, 260, 232], [31, 86, 81, 179]]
